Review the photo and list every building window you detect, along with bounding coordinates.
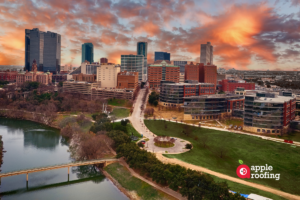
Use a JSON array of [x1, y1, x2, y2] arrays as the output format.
[[257, 129, 260, 132]]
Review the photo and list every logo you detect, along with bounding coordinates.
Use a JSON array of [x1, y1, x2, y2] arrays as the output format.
[[236, 164, 251, 178], [236, 160, 280, 180]]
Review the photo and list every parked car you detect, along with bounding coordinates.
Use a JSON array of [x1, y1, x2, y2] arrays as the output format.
[[229, 124, 233, 129], [238, 126, 242, 130], [140, 140, 146, 144], [171, 137, 177, 140], [234, 125, 238, 130]]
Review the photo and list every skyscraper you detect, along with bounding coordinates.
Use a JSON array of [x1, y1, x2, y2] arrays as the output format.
[[137, 42, 147, 81], [82, 43, 94, 64], [154, 52, 170, 61], [200, 42, 213, 65], [121, 55, 144, 81], [25, 28, 61, 73]]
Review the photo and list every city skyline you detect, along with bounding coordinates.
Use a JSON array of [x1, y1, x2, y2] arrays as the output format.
[[0, 0, 299, 70]]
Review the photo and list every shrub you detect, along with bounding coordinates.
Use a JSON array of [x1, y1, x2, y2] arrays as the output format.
[[185, 143, 193, 149], [137, 142, 144, 148]]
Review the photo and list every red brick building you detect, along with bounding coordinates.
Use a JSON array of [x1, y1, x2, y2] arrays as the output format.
[[184, 63, 217, 87], [0, 70, 18, 82], [117, 71, 139, 89], [100, 58, 108, 64], [148, 60, 180, 89], [72, 73, 96, 82], [219, 79, 255, 92]]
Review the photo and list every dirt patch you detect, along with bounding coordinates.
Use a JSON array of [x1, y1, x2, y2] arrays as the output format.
[[147, 105, 184, 121]]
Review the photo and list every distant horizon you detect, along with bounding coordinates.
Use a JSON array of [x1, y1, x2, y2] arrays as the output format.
[[0, 1, 299, 71]]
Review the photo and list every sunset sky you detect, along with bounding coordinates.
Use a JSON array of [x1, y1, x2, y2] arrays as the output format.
[[0, 0, 300, 70]]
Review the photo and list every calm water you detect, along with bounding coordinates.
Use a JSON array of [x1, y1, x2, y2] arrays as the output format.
[[0, 118, 128, 200]]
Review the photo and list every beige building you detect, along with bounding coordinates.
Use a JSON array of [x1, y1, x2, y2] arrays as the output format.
[[179, 72, 185, 83], [97, 64, 120, 88]]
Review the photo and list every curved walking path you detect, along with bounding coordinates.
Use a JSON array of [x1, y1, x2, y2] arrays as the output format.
[[129, 88, 300, 200], [156, 154, 300, 200], [129, 87, 189, 154]]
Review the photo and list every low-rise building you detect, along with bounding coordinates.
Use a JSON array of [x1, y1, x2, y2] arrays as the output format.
[[63, 80, 133, 100], [244, 92, 296, 134], [179, 73, 185, 83], [0, 70, 18, 82], [117, 71, 139, 89], [52, 73, 68, 82], [148, 60, 180, 89], [16, 60, 52, 85], [183, 94, 244, 120], [159, 81, 215, 107], [219, 79, 255, 92], [72, 73, 96, 82]]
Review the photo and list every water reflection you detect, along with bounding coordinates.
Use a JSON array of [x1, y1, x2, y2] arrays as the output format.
[[23, 130, 60, 150]]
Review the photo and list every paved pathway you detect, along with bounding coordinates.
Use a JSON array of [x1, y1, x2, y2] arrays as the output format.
[[129, 87, 189, 154]]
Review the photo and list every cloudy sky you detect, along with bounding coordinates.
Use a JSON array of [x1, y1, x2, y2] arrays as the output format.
[[0, 0, 300, 70]]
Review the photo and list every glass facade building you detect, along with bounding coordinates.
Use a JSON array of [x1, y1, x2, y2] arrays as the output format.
[[184, 94, 244, 120], [137, 42, 148, 80], [121, 55, 144, 80], [154, 52, 170, 61], [159, 82, 215, 106], [244, 92, 296, 134], [82, 43, 94, 63], [25, 28, 61, 73]]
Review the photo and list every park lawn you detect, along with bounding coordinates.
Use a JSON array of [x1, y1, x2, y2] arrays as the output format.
[[144, 120, 300, 196], [210, 174, 286, 200], [269, 131, 300, 143], [105, 163, 176, 200], [111, 108, 130, 119], [108, 98, 130, 107]]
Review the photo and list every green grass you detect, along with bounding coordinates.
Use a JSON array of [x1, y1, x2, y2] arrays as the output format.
[[210, 175, 287, 200], [269, 131, 300, 143], [108, 98, 129, 107], [111, 108, 130, 119], [144, 120, 300, 196], [113, 122, 141, 138], [105, 163, 175, 200]]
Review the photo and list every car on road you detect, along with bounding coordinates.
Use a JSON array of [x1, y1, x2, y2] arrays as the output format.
[[140, 140, 146, 144], [233, 125, 237, 130], [238, 126, 242, 130], [171, 137, 177, 140], [229, 124, 233, 129]]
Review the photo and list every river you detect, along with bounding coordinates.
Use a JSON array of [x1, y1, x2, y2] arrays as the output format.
[[0, 118, 128, 200]]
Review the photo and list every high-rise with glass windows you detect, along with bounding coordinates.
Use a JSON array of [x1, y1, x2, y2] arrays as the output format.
[[137, 42, 147, 81], [82, 43, 94, 64], [154, 52, 170, 61], [25, 28, 61, 73], [200, 42, 213, 65], [121, 55, 144, 81]]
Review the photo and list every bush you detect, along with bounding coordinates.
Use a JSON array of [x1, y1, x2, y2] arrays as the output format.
[[137, 142, 144, 148], [121, 119, 129, 126], [107, 130, 131, 147], [113, 124, 128, 133], [185, 143, 193, 149]]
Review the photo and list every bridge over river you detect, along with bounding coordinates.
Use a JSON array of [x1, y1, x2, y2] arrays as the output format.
[[0, 158, 118, 182]]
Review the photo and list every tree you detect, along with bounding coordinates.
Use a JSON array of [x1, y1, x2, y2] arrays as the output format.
[[185, 143, 193, 149], [121, 119, 129, 126], [107, 130, 131, 148], [138, 142, 144, 148]]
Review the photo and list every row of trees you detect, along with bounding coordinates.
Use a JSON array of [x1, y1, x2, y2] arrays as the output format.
[[109, 138, 245, 199]]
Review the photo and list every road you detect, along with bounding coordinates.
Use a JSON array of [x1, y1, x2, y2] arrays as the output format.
[[129, 87, 189, 154]]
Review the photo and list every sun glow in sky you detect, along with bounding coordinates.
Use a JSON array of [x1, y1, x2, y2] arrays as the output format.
[[0, 0, 300, 70]]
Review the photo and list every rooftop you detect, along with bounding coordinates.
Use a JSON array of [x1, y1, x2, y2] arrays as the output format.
[[149, 60, 179, 67], [184, 94, 243, 99], [246, 94, 295, 103], [162, 82, 214, 86]]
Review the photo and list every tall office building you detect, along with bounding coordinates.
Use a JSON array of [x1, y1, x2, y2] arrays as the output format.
[[154, 52, 170, 61], [25, 28, 61, 73], [173, 61, 187, 73], [82, 43, 94, 63], [121, 55, 144, 81], [200, 42, 213, 65], [137, 42, 147, 81]]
